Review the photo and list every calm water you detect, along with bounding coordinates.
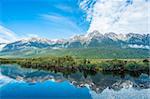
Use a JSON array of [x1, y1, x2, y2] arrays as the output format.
[[0, 64, 150, 99]]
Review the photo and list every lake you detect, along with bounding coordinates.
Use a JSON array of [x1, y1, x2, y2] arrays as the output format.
[[0, 64, 150, 99]]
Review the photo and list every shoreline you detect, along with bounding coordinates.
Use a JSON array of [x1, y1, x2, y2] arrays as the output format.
[[0, 56, 149, 74]]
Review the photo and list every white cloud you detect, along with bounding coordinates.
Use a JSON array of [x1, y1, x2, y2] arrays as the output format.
[[0, 25, 44, 43], [55, 4, 73, 13], [40, 13, 84, 34], [80, 0, 150, 34], [80, 0, 96, 21], [0, 25, 18, 43]]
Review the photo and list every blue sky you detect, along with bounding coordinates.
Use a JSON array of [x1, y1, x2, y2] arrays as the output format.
[[0, 0, 90, 39], [0, 0, 149, 43]]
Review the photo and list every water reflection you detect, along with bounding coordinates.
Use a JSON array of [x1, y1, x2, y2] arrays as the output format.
[[0, 64, 150, 99]]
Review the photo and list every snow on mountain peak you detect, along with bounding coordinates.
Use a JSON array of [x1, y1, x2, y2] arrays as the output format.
[[0, 31, 149, 52], [16, 37, 66, 45], [19, 37, 51, 44], [86, 30, 103, 38], [104, 32, 128, 41]]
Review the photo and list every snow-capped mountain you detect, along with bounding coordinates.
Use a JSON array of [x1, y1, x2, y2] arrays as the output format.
[[1, 37, 62, 52], [66, 31, 150, 48], [1, 31, 150, 52]]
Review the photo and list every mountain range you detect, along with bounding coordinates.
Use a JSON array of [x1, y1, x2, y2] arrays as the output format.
[[1, 31, 150, 52], [0, 31, 149, 58]]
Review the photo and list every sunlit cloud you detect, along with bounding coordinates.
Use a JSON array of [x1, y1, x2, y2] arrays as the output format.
[[0, 25, 18, 43], [80, 0, 150, 34]]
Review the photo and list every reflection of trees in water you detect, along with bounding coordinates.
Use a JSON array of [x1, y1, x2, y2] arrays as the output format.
[[0, 65, 150, 93]]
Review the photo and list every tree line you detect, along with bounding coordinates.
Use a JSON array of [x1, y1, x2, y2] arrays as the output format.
[[0, 56, 149, 73]]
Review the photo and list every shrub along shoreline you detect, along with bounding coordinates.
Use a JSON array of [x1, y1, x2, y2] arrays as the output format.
[[0, 56, 149, 74]]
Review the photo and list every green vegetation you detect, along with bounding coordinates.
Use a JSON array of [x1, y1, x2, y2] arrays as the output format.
[[0, 56, 149, 74], [99, 59, 149, 72], [0, 47, 149, 59]]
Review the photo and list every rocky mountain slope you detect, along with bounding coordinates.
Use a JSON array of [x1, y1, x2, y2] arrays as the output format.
[[1, 31, 150, 52]]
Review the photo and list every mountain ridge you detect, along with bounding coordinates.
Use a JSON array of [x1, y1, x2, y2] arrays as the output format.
[[1, 31, 150, 52]]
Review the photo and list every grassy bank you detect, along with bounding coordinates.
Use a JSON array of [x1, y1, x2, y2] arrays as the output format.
[[0, 56, 149, 74]]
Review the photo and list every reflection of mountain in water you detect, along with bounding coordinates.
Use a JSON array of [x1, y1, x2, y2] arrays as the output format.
[[0, 65, 150, 93]]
